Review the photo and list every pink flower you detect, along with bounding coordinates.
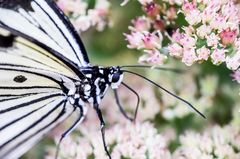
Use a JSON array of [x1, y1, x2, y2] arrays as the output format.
[[172, 29, 185, 43], [179, 34, 196, 49], [168, 43, 183, 58], [201, 8, 215, 24], [209, 14, 227, 30], [57, 0, 88, 15], [196, 24, 211, 38], [226, 53, 240, 70], [220, 28, 238, 45], [142, 31, 162, 49], [183, 26, 195, 36], [57, 0, 66, 11], [211, 49, 226, 65], [144, 2, 160, 17], [185, 9, 201, 25], [124, 32, 144, 49], [206, 33, 219, 48], [129, 16, 151, 32], [182, 0, 197, 14], [173, 125, 240, 159], [139, 49, 167, 64], [182, 48, 197, 66], [57, 0, 110, 32], [74, 16, 91, 32], [197, 46, 210, 61], [231, 69, 240, 83], [222, 2, 240, 23]]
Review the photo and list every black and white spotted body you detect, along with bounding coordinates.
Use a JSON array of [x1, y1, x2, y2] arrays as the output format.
[[77, 66, 123, 105]]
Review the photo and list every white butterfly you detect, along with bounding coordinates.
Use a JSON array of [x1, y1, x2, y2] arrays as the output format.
[[0, 1, 205, 159]]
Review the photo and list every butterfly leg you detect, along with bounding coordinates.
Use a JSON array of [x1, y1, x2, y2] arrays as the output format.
[[93, 103, 112, 159], [113, 89, 134, 122], [55, 105, 85, 159]]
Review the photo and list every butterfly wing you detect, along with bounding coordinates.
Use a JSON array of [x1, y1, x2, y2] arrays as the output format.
[[0, 30, 79, 79], [0, 38, 86, 159], [0, 0, 90, 69]]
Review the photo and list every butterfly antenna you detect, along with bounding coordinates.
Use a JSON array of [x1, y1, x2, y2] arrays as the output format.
[[122, 82, 140, 122], [120, 65, 185, 73], [122, 70, 206, 119], [113, 89, 134, 122]]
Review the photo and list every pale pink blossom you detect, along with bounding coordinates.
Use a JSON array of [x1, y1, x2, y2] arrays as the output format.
[[173, 125, 240, 159], [211, 49, 226, 65], [185, 9, 201, 25], [168, 43, 183, 58], [73, 16, 91, 32], [172, 29, 184, 43], [196, 46, 210, 61], [144, 2, 160, 17], [182, 0, 197, 13], [57, 0, 88, 15], [139, 49, 167, 64], [226, 53, 240, 70], [182, 48, 197, 66], [206, 33, 219, 48], [57, 0, 111, 32], [222, 2, 240, 23], [46, 122, 171, 159], [88, 9, 107, 31], [196, 24, 211, 38], [124, 32, 144, 49], [179, 34, 196, 49], [231, 69, 240, 83], [182, 26, 195, 36], [209, 14, 227, 30], [141, 31, 162, 49], [124, 0, 240, 70], [124, 31, 163, 50], [234, 39, 240, 50], [129, 16, 151, 32], [201, 7, 215, 24]]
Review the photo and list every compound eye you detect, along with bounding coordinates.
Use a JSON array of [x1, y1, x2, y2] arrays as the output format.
[[112, 73, 120, 83]]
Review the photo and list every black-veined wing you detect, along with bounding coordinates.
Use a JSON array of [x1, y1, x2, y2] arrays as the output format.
[[0, 36, 85, 159], [0, 29, 80, 80], [0, 0, 90, 69]]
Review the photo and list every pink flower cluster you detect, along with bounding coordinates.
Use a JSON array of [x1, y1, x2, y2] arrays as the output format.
[[173, 125, 240, 159], [57, 0, 111, 32], [169, 0, 240, 69], [124, 17, 167, 65], [124, 0, 240, 70], [45, 122, 171, 159], [123, 0, 180, 65]]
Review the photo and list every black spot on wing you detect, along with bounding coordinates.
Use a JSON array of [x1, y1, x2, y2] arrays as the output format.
[[13, 75, 27, 83], [0, 34, 15, 47]]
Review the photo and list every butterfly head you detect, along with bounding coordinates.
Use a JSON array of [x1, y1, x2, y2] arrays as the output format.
[[108, 66, 123, 89]]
